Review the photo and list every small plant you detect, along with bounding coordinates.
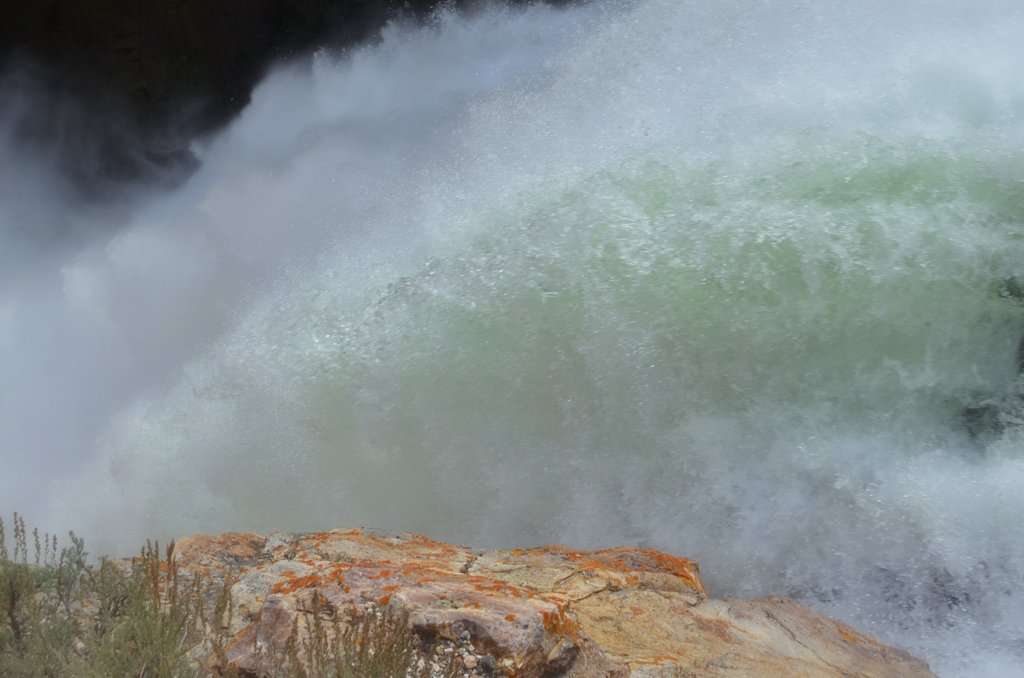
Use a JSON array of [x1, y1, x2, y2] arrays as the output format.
[[299, 605, 459, 678], [0, 514, 198, 677], [1, 515, 461, 678], [1, 513, 86, 677], [70, 541, 201, 678], [232, 604, 460, 678]]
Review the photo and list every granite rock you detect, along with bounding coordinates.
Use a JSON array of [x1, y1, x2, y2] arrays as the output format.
[[168, 529, 935, 678]]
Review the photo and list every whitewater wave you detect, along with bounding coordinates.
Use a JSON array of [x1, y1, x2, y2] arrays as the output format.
[[4, 1, 1024, 674]]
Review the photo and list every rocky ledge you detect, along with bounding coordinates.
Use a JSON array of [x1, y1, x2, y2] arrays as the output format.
[[171, 529, 934, 677]]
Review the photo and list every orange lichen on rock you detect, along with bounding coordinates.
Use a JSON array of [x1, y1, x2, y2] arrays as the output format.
[[580, 547, 706, 596], [473, 579, 527, 597], [173, 532, 266, 569], [270, 573, 321, 595], [539, 605, 580, 640], [836, 621, 882, 647], [632, 653, 682, 665], [181, 529, 935, 678], [639, 549, 705, 595]]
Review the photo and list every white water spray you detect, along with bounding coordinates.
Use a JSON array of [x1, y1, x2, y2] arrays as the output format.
[[4, 2, 1024, 674]]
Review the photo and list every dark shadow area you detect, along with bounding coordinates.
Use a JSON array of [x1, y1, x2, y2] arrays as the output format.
[[961, 277, 1024, 446], [0, 0, 573, 199]]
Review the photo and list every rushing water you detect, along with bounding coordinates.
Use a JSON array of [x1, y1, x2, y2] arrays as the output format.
[[4, 1, 1024, 674]]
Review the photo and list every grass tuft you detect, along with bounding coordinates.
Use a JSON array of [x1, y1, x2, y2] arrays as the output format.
[[1, 516, 461, 677]]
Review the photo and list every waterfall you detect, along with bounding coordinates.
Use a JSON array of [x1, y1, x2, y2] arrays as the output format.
[[3, 2, 1024, 674]]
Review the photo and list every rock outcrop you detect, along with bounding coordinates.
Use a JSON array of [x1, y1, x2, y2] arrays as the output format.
[[169, 529, 935, 678]]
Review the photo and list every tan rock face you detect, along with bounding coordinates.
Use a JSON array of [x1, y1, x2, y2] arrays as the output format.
[[169, 529, 934, 678]]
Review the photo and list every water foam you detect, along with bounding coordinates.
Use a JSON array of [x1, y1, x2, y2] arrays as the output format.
[[5, 1, 1024, 674]]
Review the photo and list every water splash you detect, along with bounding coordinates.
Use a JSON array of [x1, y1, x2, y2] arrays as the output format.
[[5, 1, 1024, 674]]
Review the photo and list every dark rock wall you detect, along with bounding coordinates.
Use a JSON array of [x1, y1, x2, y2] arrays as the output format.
[[3, 1, 444, 132], [0, 0, 568, 193]]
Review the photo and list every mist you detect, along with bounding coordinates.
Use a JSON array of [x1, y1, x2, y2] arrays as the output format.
[[0, 1, 596, 539], [5, 2, 1024, 675]]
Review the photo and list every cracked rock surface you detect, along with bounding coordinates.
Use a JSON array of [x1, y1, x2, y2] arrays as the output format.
[[172, 529, 935, 678]]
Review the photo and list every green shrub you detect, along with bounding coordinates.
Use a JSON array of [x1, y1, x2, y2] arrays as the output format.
[[0, 515, 460, 678]]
